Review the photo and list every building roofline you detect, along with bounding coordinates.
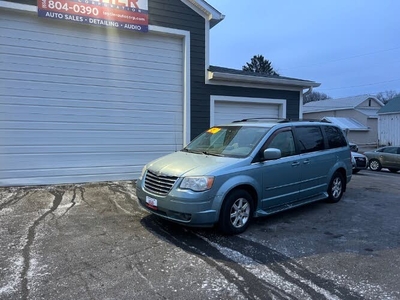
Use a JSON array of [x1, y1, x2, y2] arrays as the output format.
[[208, 66, 320, 89], [182, 0, 225, 28]]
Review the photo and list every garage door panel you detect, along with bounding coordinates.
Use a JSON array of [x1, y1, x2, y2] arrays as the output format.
[[1, 153, 162, 169], [1, 87, 182, 105], [0, 10, 184, 186], [0, 40, 182, 63], [0, 80, 182, 98], [0, 50, 183, 76], [0, 96, 182, 111], [0, 133, 182, 146], [215, 101, 280, 125], [1, 72, 183, 92], [0, 113, 183, 127], [2, 57, 182, 84], [0, 102, 182, 117], [1, 18, 183, 55], [0, 144, 181, 155], [0, 121, 182, 132], [0, 130, 182, 140]]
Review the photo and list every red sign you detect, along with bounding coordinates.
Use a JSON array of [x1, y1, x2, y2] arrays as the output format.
[[38, 0, 148, 32]]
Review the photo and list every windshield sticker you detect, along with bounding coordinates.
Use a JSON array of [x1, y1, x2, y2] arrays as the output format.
[[207, 128, 221, 134]]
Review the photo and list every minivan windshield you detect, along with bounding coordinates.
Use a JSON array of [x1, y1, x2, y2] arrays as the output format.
[[182, 126, 271, 158]]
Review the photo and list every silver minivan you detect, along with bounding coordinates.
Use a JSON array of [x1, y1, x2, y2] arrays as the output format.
[[136, 120, 352, 234]]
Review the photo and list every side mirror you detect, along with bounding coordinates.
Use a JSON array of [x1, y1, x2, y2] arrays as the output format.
[[263, 148, 282, 160]]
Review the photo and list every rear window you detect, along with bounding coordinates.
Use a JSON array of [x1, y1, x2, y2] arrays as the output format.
[[295, 126, 325, 153], [323, 126, 347, 149]]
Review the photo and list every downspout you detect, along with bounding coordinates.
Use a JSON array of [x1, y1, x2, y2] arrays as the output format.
[[299, 86, 313, 120], [303, 86, 313, 97]]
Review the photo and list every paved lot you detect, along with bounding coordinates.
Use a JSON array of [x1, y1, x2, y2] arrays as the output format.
[[0, 170, 399, 300]]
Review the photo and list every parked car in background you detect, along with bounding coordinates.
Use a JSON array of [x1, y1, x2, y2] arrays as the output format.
[[364, 146, 400, 173], [349, 142, 358, 152], [351, 151, 368, 174]]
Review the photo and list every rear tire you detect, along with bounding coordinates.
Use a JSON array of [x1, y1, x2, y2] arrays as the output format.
[[219, 189, 253, 235], [326, 172, 344, 203], [369, 159, 382, 171]]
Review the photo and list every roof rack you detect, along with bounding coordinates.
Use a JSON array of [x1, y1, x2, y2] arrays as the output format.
[[232, 118, 328, 123], [232, 118, 285, 123], [278, 118, 330, 123]]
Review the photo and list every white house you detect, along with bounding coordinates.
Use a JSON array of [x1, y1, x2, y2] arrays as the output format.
[[378, 96, 400, 146], [303, 95, 384, 145]]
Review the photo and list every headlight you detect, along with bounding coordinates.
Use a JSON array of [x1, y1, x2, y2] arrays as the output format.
[[180, 176, 214, 192]]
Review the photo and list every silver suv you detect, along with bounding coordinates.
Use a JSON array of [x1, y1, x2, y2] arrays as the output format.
[[136, 120, 352, 234]]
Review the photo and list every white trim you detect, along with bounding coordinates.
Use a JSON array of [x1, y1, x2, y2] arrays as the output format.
[[204, 20, 211, 84], [0, 2, 191, 146], [210, 96, 287, 126], [208, 71, 320, 89], [207, 78, 305, 92], [149, 25, 191, 145], [299, 90, 304, 119], [181, 0, 224, 27]]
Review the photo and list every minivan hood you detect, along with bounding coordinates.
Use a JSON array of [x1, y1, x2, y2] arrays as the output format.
[[146, 151, 242, 177]]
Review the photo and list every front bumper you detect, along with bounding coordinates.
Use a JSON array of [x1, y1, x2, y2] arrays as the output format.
[[136, 181, 220, 227]]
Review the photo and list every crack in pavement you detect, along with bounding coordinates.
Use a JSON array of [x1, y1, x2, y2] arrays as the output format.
[[20, 188, 65, 300], [0, 190, 32, 211], [108, 183, 143, 216], [60, 186, 82, 218]]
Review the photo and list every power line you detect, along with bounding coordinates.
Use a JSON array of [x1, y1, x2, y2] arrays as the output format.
[[281, 46, 400, 71], [322, 78, 400, 91]]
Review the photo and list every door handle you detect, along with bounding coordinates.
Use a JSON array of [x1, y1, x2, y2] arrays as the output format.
[[303, 159, 310, 164], [291, 162, 300, 167]]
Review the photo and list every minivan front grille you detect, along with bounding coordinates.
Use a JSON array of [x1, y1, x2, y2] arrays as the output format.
[[144, 170, 178, 196]]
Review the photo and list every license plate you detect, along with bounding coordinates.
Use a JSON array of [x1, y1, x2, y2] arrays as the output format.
[[145, 196, 158, 210]]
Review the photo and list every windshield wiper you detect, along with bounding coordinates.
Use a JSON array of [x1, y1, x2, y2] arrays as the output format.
[[202, 151, 225, 157], [181, 148, 224, 156]]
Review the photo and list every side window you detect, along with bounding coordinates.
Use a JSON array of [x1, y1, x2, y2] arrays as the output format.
[[323, 126, 347, 149], [383, 147, 397, 154], [295, 126, 325, 153], [267, 130, 296, 157]]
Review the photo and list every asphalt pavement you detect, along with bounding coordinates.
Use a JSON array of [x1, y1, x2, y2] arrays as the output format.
[[0, 170, 399, 300]]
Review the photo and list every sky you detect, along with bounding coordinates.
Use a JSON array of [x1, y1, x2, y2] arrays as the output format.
[[206, 0, 400, 99]]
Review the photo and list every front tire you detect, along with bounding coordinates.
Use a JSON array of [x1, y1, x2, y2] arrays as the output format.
[[219, 189, 253, 235], [326, 172, 344, 203], [369, 159, 382, 171]]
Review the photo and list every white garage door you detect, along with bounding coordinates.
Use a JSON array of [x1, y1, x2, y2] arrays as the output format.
[[0, 9, 184, 186], [212, 97, 285, 126]]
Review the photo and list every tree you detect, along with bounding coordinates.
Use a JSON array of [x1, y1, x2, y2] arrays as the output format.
[[304, 91, 331, 104], [242, 55, 279, 75], [375, 90, 400, 104]]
